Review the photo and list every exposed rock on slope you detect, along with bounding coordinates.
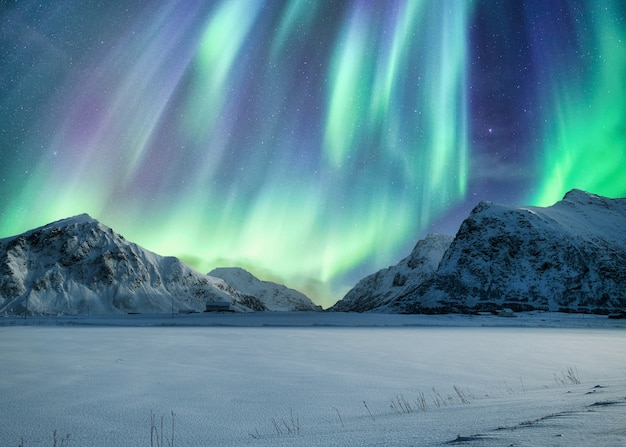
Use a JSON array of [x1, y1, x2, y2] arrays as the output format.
[[330, 234, 453, 312], [208, 267, 321, 311], [330, 190, 626, 314], [393, 190, 626, 314], [0, 214, 265, 315]]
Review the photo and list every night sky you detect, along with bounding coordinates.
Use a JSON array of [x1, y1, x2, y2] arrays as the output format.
[[1, 1, 625, 307]]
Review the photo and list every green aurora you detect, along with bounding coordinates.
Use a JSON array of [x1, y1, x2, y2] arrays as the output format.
[[1, 1, 624, 307]]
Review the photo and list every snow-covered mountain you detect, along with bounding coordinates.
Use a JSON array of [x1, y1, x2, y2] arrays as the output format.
[[0, 214, 266, 315], [208, 267, 322, 311], [332, 190, 626, 314], [330, 233, 453, 312]]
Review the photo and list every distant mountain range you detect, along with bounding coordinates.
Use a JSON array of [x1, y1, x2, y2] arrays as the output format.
[[0, 214, 319, 315], [2, 189, 624, 316], [331, 190, 626, 314], [209, 267, 322, 312]]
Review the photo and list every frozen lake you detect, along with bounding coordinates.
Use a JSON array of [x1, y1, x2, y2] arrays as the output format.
[[1, 315, 625, 446]]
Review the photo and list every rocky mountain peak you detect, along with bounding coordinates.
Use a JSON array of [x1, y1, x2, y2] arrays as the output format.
[[0, 215, 265, 315], [332, 190, 626, 315]]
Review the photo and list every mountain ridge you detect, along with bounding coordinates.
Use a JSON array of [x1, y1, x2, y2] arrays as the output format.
[[332, 190, 626, 314], [0, 215, 266, 315], [2, 189, 624, 316], [209, 267, 322, 312], [330, 233, 453, 312]]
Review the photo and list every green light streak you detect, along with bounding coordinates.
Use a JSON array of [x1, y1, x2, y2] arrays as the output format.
[[184, 0, 263, 141], [0, 1, 477, 309], [369, 1, 425, 124], [426, 2, 471, 200], [534, 2, 626, 205], [324, 7, 372, 168], [270, 0, 319, 61]]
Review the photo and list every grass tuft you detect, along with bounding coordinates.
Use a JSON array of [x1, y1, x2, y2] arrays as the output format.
[[333, 407, 345, 427], [150, 411, 175, 447], [554, 366, 581, 385], [390, 394, 413, 414], [271, 409, 300, 436], [363, 401, 376, 421]]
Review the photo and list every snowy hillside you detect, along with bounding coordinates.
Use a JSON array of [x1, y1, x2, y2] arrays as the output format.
[[392, 190, 626, 314], [330, 190, 626, 314], [208, 267, 321, 311], [0, 214, 266, 315], [330, 233, 453, 312]]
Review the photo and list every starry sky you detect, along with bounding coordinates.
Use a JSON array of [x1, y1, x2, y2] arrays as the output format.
[[1, 1, 625, 308]]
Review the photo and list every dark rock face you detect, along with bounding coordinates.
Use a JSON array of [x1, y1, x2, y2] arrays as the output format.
[[0, 215, 265, 315], [392, 190, 626, 314], [330, 190, 626, 314], [329, 234, 453, 312]]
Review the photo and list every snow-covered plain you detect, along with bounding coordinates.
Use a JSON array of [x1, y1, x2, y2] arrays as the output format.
[[1, 313, 625, 446]]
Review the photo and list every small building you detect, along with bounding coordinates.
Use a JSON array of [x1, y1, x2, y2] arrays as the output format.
[[498, 308, 516, 318], [204, 301, 233, 312]]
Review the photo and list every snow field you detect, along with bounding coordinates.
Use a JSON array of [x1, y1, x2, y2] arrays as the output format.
[[1, 324, 625, 446]]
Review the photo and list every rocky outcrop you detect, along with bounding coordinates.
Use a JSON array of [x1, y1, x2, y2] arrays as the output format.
[[0, 214, 265, 315], [329, 234, 453, 312], [392, 190, 626, 314], [330, 190, 626, 314]]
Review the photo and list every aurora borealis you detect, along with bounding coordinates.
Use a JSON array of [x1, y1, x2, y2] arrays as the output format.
[[1, 1, 625, 307]]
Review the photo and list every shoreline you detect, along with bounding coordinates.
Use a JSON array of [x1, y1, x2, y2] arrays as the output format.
[[2, 311, 625, 329]]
